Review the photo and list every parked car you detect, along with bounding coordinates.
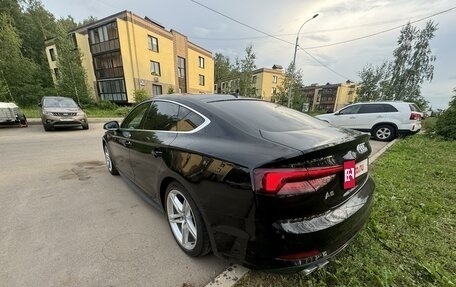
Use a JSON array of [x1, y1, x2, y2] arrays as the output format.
[[39, 96, 89, 131], [102, 94, 375, 273], [316, 101, 422, 141], [0, 102, 27, 127]]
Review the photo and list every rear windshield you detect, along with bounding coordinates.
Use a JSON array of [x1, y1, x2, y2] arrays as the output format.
[[409, 104, 420, 112], [210, 100, 327, 132]]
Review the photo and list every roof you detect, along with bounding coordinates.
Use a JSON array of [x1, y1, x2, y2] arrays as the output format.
[[154, 94, 256, 104], [0, 102, 18, 109]]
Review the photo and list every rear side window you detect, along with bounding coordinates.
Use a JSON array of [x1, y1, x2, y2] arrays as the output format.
[[383, 104, 398, 112], [177, 106, 205, 132], [358, 104, 385, 114], [210, 100, 326, 132], [142, 101, 179, 131]]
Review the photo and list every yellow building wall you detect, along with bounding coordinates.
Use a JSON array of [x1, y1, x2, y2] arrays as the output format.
[[253, 70, 284, 101], [187, 48, 214, 93], [117, 18, 177, 102], [335, 84, 358, 111], [75, 33, 97, 99], [45, 44, 58, 83]]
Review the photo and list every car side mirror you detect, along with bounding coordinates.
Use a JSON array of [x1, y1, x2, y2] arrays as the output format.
[[38, 103, 42, 107], [104, 121, 119, 130]]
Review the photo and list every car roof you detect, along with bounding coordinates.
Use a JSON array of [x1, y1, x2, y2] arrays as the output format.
[[349, 101, 413, 105], [153, 94, 255, 104]]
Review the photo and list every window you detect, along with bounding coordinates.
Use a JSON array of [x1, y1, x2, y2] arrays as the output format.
[[272, 87, 277, 94], [121, 102, 150, 129], [252, 75, 257, 84], [339, 105, 361, 115], [98, 79, 127, 102], [49, 48, 56, 61], [143, 101, 179, 131], [152, 84, 162, 96], [358, 104, 385, 114], [384, 104, 399, 112], [89, 22, 118, 44], [150, 61, 161, 76], [199, 56, 205, 68], [178, 57, 186, 78], [177, 106, 205, 132], [272, 75, 278, 83], [148, 35, 159, 52], [211, 100, 325, 133], [199, 75, 205, 86], [53, 68, 59, 79]]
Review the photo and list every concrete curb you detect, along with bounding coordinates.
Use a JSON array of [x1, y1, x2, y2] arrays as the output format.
[[369, 139, 398, 163], [204, 139, 399, 287]]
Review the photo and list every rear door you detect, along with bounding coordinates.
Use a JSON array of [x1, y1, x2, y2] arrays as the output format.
[[352, 104, 386, 130]]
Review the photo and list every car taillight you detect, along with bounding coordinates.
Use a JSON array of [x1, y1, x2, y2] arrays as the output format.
[[410, 112, 421, 120], [253, 165, 343, 195]]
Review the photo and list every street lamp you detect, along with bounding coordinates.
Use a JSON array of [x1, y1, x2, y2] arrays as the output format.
[[287, 13, 319, 108]]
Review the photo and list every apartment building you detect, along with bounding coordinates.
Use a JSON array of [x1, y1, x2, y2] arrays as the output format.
[[217, 65, 284, 101], [45, 11, 214, 103], [304, 81, 359, 112]]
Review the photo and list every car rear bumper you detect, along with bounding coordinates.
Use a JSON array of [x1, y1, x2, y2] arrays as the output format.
[[242, 176, 375, 271]]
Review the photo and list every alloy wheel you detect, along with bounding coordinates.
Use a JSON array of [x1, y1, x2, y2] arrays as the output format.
[[376, 127, 391, 140], [166, 189, 198, 251]]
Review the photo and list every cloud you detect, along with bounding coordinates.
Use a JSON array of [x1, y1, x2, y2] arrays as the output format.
[[305, 34, 331, 43]]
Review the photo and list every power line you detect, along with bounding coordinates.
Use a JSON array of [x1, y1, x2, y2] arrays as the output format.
[[189, 0, 348, 79], [188, 12, 433, 41], [302, 6, 456, 49]]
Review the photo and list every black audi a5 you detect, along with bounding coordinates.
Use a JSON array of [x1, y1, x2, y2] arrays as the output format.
[[102, 94, 375, 273]]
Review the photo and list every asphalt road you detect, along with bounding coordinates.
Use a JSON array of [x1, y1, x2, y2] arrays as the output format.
[[0, 124, 388, 287], [0, 124, 226, 287]]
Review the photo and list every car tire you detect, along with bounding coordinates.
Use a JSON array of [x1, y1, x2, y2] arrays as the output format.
[[373, 124, 396, 141], [103, 144, 119, 175], [82, 123, 89, 130], [165, 181, 211, 257], [43, 125, 52, 131], [19, 114, 28, 127]]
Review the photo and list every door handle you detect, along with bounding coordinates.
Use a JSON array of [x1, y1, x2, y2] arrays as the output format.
[[349, 116, 356, 119], [152, 149, 163, 158]]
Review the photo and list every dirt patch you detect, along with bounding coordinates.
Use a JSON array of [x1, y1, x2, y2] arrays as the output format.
[[60, 161, 105, 181]]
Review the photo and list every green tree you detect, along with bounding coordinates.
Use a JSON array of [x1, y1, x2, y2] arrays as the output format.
[[235, 45, 256, 97], [356, 61, 390, 102], [0, 12, 42, 106], [358, 21, 437, 110], [435, 88, 456, 140], [273, 62, 304, 110], [213, 52, 233, 93], [54, 19, 92, 105]]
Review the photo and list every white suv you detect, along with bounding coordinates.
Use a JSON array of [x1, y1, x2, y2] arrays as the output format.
[[316, 101, 422, 141]]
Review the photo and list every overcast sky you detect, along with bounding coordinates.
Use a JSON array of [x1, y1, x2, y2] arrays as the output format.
[[40, 0, 456, 109]]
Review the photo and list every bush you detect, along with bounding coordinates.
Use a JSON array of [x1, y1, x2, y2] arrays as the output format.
[[435, 93, 456, 140], [133, 89, 150, 103]]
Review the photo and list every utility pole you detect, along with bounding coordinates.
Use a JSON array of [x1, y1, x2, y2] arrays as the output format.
[[287, 14, 319, 108]]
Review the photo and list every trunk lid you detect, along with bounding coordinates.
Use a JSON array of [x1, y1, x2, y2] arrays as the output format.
[[255, 127, 371, 219]]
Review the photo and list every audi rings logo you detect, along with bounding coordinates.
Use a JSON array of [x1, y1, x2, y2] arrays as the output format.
[[357, 143, 368, 154]]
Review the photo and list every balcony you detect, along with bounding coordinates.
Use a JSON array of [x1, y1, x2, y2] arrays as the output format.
[[90, 39, 120, 55], [95, 67, 124, 79]]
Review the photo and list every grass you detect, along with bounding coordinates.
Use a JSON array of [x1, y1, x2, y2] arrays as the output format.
[[422, 117, 438, 131], [235, 135, 456, 287]]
